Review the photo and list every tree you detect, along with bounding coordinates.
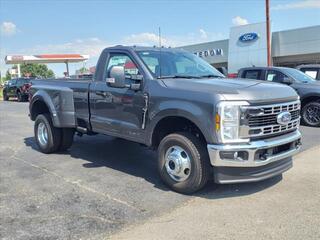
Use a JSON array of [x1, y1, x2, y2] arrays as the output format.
[[20, 63, 55, 78], [5, 70, 11, 80], [77, 67, 89, 74]]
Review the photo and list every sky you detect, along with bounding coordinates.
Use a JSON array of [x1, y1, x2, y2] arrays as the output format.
[[0, 0, 320, 77]]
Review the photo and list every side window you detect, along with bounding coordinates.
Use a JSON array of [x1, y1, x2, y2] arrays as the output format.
[[106, 54, 139, 78], [300, 68, 318, 79], [244, 70, 261, 80], [266, 70, 286, 83]]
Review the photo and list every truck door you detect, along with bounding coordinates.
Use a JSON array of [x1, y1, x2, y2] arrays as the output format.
[[90, 51, 146, 141]]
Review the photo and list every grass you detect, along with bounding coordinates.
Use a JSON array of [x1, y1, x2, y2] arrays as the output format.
[[0, 87, 3, 100]]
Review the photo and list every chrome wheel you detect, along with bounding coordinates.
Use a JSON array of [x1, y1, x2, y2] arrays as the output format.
[[37, 122, 48, 146], [304, 103, 320, 126], [164, 146, 191, 182]]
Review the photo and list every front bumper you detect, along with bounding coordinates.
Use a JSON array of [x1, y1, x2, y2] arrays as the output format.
[[207, 130, 302, 183]]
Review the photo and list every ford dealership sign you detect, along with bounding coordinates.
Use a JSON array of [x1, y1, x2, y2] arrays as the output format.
[[238, 32, 259, 43], [194, 48, 224, 58]]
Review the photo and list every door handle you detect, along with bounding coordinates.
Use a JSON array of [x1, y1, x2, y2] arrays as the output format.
[[96, 91, 107, 97]]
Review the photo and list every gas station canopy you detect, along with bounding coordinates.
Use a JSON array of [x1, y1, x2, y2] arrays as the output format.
[[5, 54, 90, 77], [5, 54, 89, 64]]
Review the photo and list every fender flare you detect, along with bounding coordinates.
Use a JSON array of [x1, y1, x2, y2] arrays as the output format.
[[300, 93, 320, 104], [30, 88, 76, 128], [145, 105, 213, 146]]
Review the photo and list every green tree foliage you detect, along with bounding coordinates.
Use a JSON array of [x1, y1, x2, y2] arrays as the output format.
[[20, 63, 55, 78], [5, 70, 11, 80], [78, 67, 89, 74]]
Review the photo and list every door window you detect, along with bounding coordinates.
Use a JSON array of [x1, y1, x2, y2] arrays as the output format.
[[266, 70, 287, 83], [106, 54, 139, 78], [243, 70, 262, 80]]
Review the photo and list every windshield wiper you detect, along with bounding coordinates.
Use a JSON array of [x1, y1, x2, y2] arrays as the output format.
[[199, 74, 224, 78], [157, 75, 201, 79]]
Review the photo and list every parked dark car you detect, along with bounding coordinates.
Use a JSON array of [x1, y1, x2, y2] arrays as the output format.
[[3, 78, 32, 102], [296, 64, 320, 80], [238, 67, 320, 127], [28, 46, 302, 193]]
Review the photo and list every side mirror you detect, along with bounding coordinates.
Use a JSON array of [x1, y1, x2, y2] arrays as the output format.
[[107, 66, 142, 91], [107, 66, 126, 88], [282, 77, 294, 85]]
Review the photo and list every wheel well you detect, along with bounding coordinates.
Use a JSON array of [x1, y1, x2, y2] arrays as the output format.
[[31, 100, 50, 121], [301, 96, 320, 107], [151, 116, 206, 148]]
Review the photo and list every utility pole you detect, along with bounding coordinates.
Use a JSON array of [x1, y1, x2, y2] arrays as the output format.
[[266, 0, 271, 66], [17, 64, 21, 78]]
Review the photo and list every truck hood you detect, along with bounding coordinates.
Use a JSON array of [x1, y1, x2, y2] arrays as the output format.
[[161, 78, 299, 103]]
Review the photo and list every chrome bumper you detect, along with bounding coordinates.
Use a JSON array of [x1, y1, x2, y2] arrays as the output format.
[[207, 130, 302, 168]]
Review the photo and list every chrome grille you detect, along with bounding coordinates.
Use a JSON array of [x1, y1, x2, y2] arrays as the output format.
[[241, 100, 301, 138], [248, 109, 300, 127]]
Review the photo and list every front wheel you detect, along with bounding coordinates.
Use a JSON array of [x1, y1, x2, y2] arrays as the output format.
[[34, 114, 62, 153], [302, 101, 320, 127], [158, 132, 210, 194], [17, 91, 23, 102], [3, 91, 9, 101]]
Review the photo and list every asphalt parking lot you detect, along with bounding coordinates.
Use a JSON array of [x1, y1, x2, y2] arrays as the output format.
[[0, 101, 319, 240]]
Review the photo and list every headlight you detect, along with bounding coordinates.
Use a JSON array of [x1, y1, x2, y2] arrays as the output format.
[[216, 101, 249, 143]]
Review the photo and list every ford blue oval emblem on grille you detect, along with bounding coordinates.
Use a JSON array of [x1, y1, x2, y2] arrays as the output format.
[[239, 32, 259, 43], [277, 111, 292, 125]]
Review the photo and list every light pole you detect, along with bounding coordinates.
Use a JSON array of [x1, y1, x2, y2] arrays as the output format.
[[266, 0, 271, 66]]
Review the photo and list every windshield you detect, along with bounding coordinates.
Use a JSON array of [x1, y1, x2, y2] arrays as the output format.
[[18, 79, 31, 84], [284, 68, 316, 83], [136, 50, 225, 79]]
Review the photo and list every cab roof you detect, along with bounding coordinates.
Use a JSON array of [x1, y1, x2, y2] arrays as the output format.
[[105, 45, 183, 53]]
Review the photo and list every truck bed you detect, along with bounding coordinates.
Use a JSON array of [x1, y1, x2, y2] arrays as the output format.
[[31, 78, 92, 128]]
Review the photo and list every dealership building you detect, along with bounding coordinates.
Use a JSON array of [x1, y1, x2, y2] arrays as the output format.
[[179, 25, 320, 75]]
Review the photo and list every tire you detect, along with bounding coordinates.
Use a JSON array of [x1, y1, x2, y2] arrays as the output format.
[[17, 91, 22, 102], [59, 128, 75, 151], [301, 101, 320, 127], [158, 132, 210, 194], [3, 91, 9, 101], [23, 94, 28, 102], [34, 114, 62, 153]]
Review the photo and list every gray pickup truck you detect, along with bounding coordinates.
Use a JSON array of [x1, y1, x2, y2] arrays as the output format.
[[29, 46, 302, 193]]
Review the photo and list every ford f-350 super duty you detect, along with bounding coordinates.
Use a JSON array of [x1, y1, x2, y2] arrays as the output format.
[[29, 46, 302, 193]]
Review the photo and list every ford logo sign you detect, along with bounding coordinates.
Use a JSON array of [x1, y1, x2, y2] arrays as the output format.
[[277, 111, 292, 125], [239, 32, 259, 43]]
